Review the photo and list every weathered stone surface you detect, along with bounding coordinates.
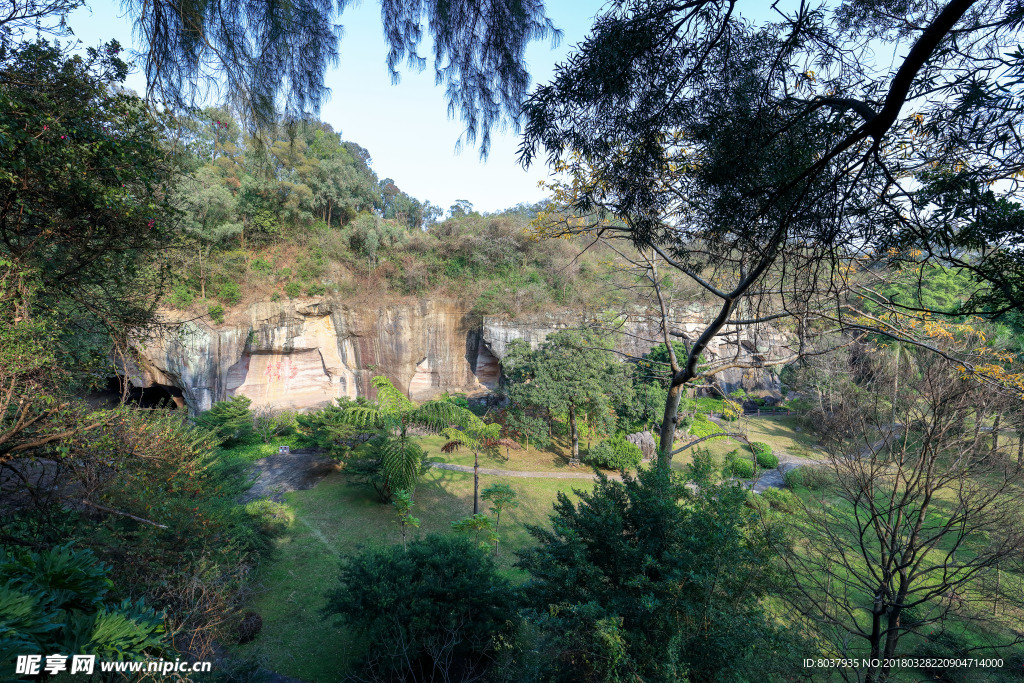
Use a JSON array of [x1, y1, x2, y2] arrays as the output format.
[[626, 431, 657, 461], [128, 298, 785, 414], [130, 298, 491, 413], [480, 311, 784, 395]]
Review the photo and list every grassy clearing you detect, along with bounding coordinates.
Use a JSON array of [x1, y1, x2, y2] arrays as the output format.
[[664, 415, 822, 474], [419, 416, 821, 475], [783, 476, 1024, 682], [233, 465, 584, 682]]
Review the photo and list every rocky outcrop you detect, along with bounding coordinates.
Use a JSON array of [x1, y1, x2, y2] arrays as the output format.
[[126, 298, 784, 414], [481, 311, 785, 396], [128, 298, 492, 413], [626, 431, 658, 461]]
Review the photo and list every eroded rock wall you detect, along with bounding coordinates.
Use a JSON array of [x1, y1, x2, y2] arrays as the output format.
[[129, 298, 489, 413], [128, 298, 783, 414], [480, 312, 784, 396]]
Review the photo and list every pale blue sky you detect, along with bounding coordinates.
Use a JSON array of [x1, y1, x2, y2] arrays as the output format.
[[66, 0, 608, 213]]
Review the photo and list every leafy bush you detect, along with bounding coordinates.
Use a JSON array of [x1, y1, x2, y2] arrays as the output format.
[[251, 407, 297, 443], [584, 434, 643, 470], [721, 398, 742, 421], [729, 457, 754, 479], [208, 303, 225, 324], [759, 488, 799, 513], [751, 442, 778, 468], [323, 535, 514, 681], [284, 281, 302, 298], [305, 283, 326, 296], [783, 465, 832, 491], [196, 395, 254, 445], [218, 280, 241, 304], [168, 284, 194, 309], [0, 545, 165, 676], [250, 257, 272, 273]]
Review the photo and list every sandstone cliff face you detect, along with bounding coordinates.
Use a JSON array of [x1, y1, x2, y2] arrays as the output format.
[[481, 311, 784, 396], [127, 298, 782, 414]]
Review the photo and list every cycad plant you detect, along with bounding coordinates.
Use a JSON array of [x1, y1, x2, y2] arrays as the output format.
[[342, 376, 467, 502]]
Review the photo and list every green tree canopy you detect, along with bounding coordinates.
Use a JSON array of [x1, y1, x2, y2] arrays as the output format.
[[517, 458, 798, 682], [323, 534, 515, 681], [502, 330, 623, 464]]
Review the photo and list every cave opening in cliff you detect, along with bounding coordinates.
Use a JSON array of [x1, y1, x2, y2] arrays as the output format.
[[104, 375, 184, 410]]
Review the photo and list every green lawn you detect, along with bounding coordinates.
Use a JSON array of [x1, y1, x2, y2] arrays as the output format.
[[785, 479, 1024, 682], [231, 419, 1024, 682], [418, 416, 822, 475], [233, 464, 584, 681]]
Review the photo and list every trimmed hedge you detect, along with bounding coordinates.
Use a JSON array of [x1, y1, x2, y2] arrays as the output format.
[[751, 442, 778, 468], [730, 457, 754, 478]]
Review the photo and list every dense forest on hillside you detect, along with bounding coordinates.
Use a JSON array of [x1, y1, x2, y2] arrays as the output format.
[[163, 111, 627, 321]]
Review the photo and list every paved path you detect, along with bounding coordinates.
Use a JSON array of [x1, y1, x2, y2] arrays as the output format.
[[428, 461, 622, 480]]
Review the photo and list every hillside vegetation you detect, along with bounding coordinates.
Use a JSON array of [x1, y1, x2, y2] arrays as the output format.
[[165, 110, 628, 320]]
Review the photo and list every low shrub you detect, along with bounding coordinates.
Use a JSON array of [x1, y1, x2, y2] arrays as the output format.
[[305, 283, 326, 296], [208, 303, 225, 324], [585, 434, 643, 470], [169, 284, 195, 309], [783, 465, 833, 491], [721, 398, 742, 421], [196, 395, 254, 446], [729, 457, 754, 479], [218, 280, 241, 305], [751, 442, 778, 468], [284, 281, 302, 298], [759, 488, 798, 513], [250, 257, 272, 274]]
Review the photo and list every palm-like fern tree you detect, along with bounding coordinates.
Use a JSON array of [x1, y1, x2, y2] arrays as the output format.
[[342, 376, 467, 502], [441, 415, 502, 514]]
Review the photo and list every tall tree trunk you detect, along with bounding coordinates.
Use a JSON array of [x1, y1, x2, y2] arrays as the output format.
[[568, 405, 579, 465], [1018, 423, 1023, 466], [992, 412, 1001, 455], [198, 245, 206, 299], [658, 382, 685, 465], [892, 346, 900, 425], [494, 510, 501, 556], [473, 448, 480, 514]]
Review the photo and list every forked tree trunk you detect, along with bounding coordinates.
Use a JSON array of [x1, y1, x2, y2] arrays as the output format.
[[658, 383, 685, 465]]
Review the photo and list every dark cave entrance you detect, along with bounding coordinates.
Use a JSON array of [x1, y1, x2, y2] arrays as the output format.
[[102, 375, 184, 410]]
